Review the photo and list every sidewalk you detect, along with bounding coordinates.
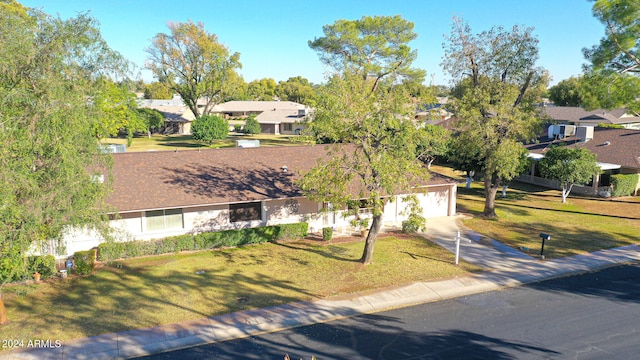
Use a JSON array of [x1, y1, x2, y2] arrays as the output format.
[[3, 215, 639, 360]]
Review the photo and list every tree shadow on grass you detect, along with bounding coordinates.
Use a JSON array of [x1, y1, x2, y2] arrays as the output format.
[[3, 257, 316, 343], [272, 241, 360, 263], [399, 250, 453, 264]]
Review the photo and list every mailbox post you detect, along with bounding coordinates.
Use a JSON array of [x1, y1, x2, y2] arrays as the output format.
[[539, 233, 551, 259]]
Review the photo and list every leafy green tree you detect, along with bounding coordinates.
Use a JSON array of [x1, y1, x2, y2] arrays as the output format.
[[92, 78, 147, 141], [134, 108, 166, 137], [300, 16, 429, 265], [309, 15, 426, 89], [144, 81, 172, 99], [581, 70, 640, 111], [191, 114, 228, 144], [246, 78, 277, 100], [443, 17, 546, 218], [416, 125, 451, 169], [243, 114, 261, 135], [275, 76, 318, 106], [0, 4, 125, 324], [538, 146, 600, 203], [582, 0, 640, 112], [548, 76, 584, 106], [146, 21, 242, 117]]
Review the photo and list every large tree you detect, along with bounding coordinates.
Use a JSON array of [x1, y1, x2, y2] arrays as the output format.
[[442, 17, 546, 217], [582, 0, 640, 112], [0, 2, 125, 324], [144, 81, 173, 99], [145, 20, 242, 118], [299, 15, 430, 265], [275, 76, 318, 106], [246, 78, 277, 101], [548, 76, 584, 107], [416, 124, 451, 169], [309, 15, 426, 90], [538, 146, 600, 203], [91, 78, 147, 142]]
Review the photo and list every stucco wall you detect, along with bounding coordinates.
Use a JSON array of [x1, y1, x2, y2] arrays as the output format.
[[58, 185, 456, 258]]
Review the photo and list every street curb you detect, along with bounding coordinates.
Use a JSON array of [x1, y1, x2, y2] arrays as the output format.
[[2, 245, 639, 360]]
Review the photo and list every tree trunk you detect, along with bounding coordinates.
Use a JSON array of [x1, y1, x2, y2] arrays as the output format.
[[483, 176, 500, 218], [360, 214, 383, 265], [0, 293, 8, 325]]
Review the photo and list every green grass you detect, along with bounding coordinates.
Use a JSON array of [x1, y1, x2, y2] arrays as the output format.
[[1, 235, 479, 342], [102, 133, 306, 152], [430, 165, 640, 259]]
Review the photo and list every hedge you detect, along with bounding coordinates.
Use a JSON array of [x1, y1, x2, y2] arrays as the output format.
[[322, 227, 333, 241], [0, 255, 56, 283], [27, 255, 56, 279], [98, 222, 309, 261], [74, 249, 97, 275], [611, 174, 639, 197]]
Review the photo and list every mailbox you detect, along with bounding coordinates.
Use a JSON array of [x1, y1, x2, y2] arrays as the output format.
[[539, 233, 551, 259]]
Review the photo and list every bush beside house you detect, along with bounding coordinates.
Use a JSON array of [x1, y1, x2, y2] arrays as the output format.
[[98, 223, 308, 261], [611, 174, 639, 197], [1, 255, 56, 283]]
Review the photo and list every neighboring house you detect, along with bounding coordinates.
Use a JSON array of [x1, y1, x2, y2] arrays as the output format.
[[137, 95, 196, 135], [521, 126, 640, 196], [543, 106, 640, 129], [60, 145, 458, 257], [211, 100, 311, 135], [415, 97, 452, 125]]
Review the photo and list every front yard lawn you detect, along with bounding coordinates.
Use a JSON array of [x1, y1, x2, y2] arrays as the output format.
[[447, 172, 640, 258], [1, 235, 479, 343]]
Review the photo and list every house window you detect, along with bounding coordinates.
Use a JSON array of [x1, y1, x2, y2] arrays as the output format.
[[284, 123, 293, 131], [229, 202, 262, 222], [348, 199, 372, 215], [146, 208, 183, 231]]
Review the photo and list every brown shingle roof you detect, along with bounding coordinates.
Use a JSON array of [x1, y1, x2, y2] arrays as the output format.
[[526, 128, 640, 169], [108, 145, 456, 213]]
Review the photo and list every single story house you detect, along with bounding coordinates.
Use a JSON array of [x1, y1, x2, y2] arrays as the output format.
[[521, 126, 640, 196], [543, 106, 640, 130], [211, 101, 311, 135], [60, 145, 458, 257], [137, 95, 196, 135]]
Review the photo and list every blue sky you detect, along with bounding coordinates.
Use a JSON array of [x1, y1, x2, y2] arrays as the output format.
[[20, 0, 604, 86]]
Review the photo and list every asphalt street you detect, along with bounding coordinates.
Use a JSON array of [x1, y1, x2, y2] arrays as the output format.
[[136, 263, 640, 360]]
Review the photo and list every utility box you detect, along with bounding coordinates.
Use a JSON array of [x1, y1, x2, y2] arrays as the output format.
[[236, 140, 260, 148]]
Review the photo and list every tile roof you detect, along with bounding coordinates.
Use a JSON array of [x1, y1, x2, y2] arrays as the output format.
[[525, 128, 640, 169], [108, 145, 456, 213]]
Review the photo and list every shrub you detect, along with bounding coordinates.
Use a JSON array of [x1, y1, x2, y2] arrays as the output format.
[[402, 216, 427, 234], [322, 227, 333, 241], [233, 124, 243, 133], [243, 114, 261, 135], [74, 249, 97, 275], [611, 174, 639, 197], [27, 255, 56, 279], [191, 114, 229, 144], [273, 223, 309, 241], [97, 223, 309, 261], [0, 255, 58, 283]]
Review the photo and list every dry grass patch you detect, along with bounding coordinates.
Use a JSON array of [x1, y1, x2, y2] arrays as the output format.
[[1, 235, 479, 342]]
